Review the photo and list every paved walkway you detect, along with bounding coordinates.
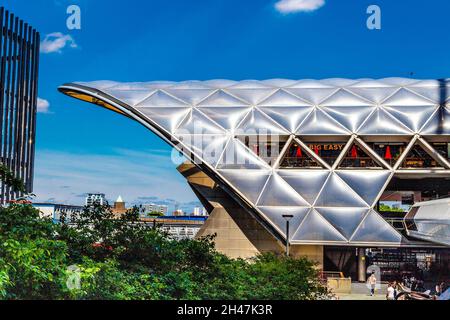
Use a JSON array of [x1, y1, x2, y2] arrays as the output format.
[[336, 283, 388, 300]]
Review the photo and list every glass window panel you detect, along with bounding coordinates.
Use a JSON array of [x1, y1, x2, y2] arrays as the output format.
[[401, 144, 444, 169], [305, 142, 346, 166], [339, 144, 382, 169], [279, 141, 322, 168]]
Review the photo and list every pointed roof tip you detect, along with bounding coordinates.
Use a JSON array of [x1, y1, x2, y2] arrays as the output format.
[[116, 195, 124, 203]]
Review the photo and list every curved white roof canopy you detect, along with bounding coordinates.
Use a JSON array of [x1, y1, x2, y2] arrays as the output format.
[[59, 78, 450, 247]]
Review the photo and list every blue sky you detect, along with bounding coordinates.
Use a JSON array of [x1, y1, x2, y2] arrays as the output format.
[[3, 0, 450, 212]]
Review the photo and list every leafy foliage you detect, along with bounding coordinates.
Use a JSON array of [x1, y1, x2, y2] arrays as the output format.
[[0, 202, 328, 300], [0, 163, 26, 194]]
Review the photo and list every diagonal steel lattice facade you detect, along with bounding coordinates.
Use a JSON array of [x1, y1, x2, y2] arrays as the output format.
[[60, 78, 450, 247]]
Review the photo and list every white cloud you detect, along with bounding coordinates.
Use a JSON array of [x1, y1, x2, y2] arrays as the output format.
[[37, 98, 50, 113], [40, 32, 77, 54], [275, 0, 325, 14]]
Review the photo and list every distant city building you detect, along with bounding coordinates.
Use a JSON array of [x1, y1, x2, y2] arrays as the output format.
[[173, 209, 184, 216], [193, 207, 201, 216], [0, 8, 40, 205], [141, 216, 207, 240], [139, 203, 168, 216], [33, 203, 83, 223], [85, 193, 106, 206], [192, 207, 209, 216], [112, 195, 127, 216]]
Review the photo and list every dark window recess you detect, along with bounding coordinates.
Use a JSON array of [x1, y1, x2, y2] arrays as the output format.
[[401, 144, 443, 169], [339, 144, 382, 169], [432, 142, 450, 160], [401, 195, 414, 206], [237, 135, 288, 166], [305, 143, 346, 166], [371, 143, 407, 167], [280, 142, 321, 168]]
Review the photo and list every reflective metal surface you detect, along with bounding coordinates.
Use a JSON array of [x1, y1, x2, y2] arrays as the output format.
[[59, 78, 450, 246], [404, 198, 450, 246]]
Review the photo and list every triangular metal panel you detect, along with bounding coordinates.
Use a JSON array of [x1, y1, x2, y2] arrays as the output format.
[[351, 210, 402, 243], [226, 88, 277, 105], [227, 80, 274, 89], [320, 89, 374, 107], [406, 86, 446, 105], [320, 78, 359, 87], [175, 108, 226, 135], [135, 107, 191, 133], [420, 107, 450, 135], [258, 106, 314, 133], [349, 80, 393, 88], [258, 207, 310, 238], [383, 105, 437, 133], [135, 90, 188, 108], [382, 88, 436, 106], [197, 89, 249, 107], [217, 138, 270, 170], [179, 135, 229, 168], [237, 108, 290, 135], [288, 80, 334, 88], [285, 88, 338, 105], [335, 170, 391, 206], [218, 169, 271, 204], [257, 174, 309, 207], [258, 89, 313, 107], [293, 210, 347, 242], [321, 106, 375, 133], [198, 107, 252, 130], [103, 89, 154, 107], [348, 87, 398, 104], [315, 173, 368, 207], [316, 207, 368, 240], [202, 80, 237, 88], [167, 81, 213, 89], [262, 79, 299, 87], [357, 108, 413, 135], [382, 78, 418, 86], [277, 170, 330, 205], [164, 89, 216, 105], [296, 108, 351, 135]]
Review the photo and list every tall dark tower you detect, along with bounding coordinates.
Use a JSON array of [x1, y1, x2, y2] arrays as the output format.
[[0, 7, 40, 204]]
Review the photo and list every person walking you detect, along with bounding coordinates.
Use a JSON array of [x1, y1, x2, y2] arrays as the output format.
[[392, 281, 398, 299], [367, 271, 377, 296], [436, 282, 444, 296], [386, 283, 396, 300]]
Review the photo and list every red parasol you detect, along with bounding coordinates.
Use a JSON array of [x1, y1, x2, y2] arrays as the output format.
[[351, 145, 358, 158], [385, 146, 392, 160]]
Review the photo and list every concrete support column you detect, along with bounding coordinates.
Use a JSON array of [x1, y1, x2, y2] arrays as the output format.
[[357, 248, 366, 283]]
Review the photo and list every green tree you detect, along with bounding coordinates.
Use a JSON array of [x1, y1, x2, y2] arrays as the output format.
[[0, 167, 329, 300]]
